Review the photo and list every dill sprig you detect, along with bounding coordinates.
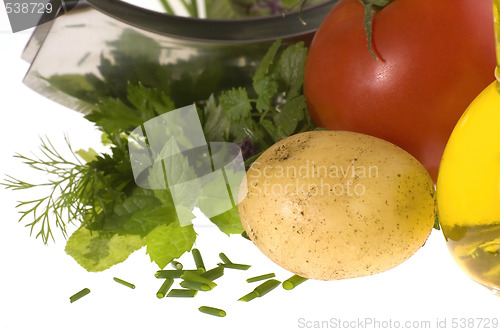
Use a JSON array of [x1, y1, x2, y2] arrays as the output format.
[[2, 135, 101, 244]]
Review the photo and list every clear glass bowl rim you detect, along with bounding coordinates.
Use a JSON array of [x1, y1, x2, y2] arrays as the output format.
[[83, 0, 339, 42]]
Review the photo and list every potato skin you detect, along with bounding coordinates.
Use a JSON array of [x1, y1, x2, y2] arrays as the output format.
[[238, 131, 436, 280]]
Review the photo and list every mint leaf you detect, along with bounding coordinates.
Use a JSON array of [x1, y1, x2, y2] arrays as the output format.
[[220, 88, 252, 122], [253, 39, 281, 112], [253, 39, 281, 83], [254, 76, 279, 113], [65, 227, 145, 272], [274, 95, 307, 139], [203, 94, 232, 142], [145, 222, 197, 269], [275, 41, 307, 100], [209, 205, 244, 236]]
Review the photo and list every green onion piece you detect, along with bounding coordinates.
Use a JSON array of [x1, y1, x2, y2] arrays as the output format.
[[200, 266, 224, 281], [238, 290, 259, 302], [180, 280, 211, 291], [282, 274, 308, 290], [181, 271, 217, 289], [246, 273, 276, 283], [192, 248, 205, 272], [69, 288, 90, 303], [218, 263, 251, 270], [241, 231, 251, 240], [171, 260, 183, 270], [218, 252, 232, 264], [198, 306, 226, 317], [238, 279, 281, 302], [113, 277, 135, 289], [155, 269, 199, 279], [166, 289, 198, 297], [254, 279, 281, 297], [156, 278, 174, 298]]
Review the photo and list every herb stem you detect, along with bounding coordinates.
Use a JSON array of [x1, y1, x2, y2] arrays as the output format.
[[218, 263, 251, 270], [171, 260, 183, 270], [167, 289, 198, 297], [155, 269, 199, 279], [192, 248, 205, 272], [181, 271, 217, 289], [218, 252, 232, 264], [156, 278, 174, 298], [113, 277, 135, 289], [180, 280, 212, 291], [282, 274, 308, 290], [198, 306, 226, 317], [200, 266, 224, 281], [246, 273, 276, 283], [238, 279, 281, 301], [69, 288, 90, 303]]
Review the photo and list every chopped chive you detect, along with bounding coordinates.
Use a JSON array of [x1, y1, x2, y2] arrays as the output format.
[[113, 277, 135, 289], [155, 269, 199, 279], [200, 266, 224, 281], [198, 306, 226, 317], [246, 273, 276, 283], [254, 279, 281, 296], [180, 280, 212, 291], [219, 252, 232, 264], [241, 231, 251, 240], [218, 263, 251, 270], [192, 248, 205, 272], [181, 271, 217, 289], [171, 260, 183, 270], [166, 289, 198, 297], [156, 278, 174, 298], [238, 290, 259, 302], [238, 279, 281, 302], [282, 274, 308, 290], [69, 288, 90, 303]]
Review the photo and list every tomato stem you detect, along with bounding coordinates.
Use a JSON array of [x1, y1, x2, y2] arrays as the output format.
[[359, 0, 394, 61]]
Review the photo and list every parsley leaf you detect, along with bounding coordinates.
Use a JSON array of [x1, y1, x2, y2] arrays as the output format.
[[220, 87, 253, 122]]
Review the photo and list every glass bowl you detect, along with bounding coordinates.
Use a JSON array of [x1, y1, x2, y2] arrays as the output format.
[[22, 0, 338, 113]]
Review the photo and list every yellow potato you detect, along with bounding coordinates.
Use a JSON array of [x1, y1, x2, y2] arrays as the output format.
[[238, 131, 436, 280]]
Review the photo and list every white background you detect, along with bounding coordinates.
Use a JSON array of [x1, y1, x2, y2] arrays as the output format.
[[0, 2, 499, 332]]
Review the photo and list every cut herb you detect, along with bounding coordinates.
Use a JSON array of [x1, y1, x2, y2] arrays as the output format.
[[198, 306, 226, 317], [191, 248, 206, 272], [181, 271, 217, 290], [113, 277, 136, 289], [218, 263, 251, 270], [156, 278, 174, 298], [69, 288, 90, 303], [218, 252, 232, 264], [238, 279, 281, 302], [171, 261, 183, 270], [179, 280, 212, 291], [282, 274, 308, 290], [166, 289, 198, 298], [246, 273, 276, 283], [200, 266, 224, 281]]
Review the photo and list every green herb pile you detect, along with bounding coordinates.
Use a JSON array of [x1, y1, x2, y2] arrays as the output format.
[[157, 0, 325, 19], [2, 33, 316, 272]]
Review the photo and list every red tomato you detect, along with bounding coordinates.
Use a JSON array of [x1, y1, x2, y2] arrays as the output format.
[[303, 0, 496, 181]]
